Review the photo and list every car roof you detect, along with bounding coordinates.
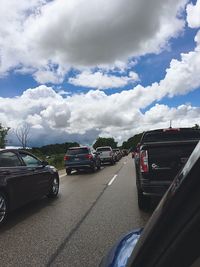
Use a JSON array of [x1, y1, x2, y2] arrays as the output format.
[[0, 148, 27, 153], [96, 146, 111, 148], [144, 127, 200, 134]]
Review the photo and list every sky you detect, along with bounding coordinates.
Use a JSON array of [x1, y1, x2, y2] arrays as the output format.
[[0, 0, 200, 147]]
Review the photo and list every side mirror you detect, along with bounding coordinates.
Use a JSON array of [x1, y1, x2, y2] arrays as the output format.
[[41, 160, 49, 166]]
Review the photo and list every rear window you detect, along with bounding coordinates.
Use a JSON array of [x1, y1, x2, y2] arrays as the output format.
[[143, 130, 200, 143], [66, 148, 89, 155], [0, 152, 22, 167], [96, 147, 111, 152]]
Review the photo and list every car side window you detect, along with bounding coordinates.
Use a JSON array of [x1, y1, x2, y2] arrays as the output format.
[[0, 152, 22, 167], [20, 153, 41, 167]]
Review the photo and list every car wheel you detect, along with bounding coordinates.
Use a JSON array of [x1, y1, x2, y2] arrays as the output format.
[[110, 159, 114, 165], [47, 177, 59, 198], [97, 162, 101, 170], [91, 163, 97, 172], [66, 169, 71, 175], [137, 187, 151, 211], [0, 191, 8, 226]]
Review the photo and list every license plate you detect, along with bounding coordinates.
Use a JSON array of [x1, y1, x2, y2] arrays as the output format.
[[74, 158, 79, 161]]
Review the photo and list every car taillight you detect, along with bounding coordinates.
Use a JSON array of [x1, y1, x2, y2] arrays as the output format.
[[85, 154, 93, 159], [140, 150, 149, 173], [64, 155, 69, 161]]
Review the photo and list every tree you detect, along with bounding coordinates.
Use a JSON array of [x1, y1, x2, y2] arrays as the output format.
[[31, 142, 80, 155], [122, 132, 143, 151], [15, 123, 30, 149], [0, 123, 10, 148], [93, 137, 118, 149], [192, 124, 200, 129]]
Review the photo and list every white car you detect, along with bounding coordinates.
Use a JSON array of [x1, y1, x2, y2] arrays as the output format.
[[96, 146, 115, 165]]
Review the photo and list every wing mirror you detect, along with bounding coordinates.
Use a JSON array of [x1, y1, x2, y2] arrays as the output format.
[[41, 160, 49, 166]]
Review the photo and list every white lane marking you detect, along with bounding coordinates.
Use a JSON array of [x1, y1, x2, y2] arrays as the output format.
[[60, 174, 66, 178], [108, 174, 118, 186]]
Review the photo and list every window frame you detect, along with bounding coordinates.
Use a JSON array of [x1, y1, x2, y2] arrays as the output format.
[[18, 151, 42, 167]]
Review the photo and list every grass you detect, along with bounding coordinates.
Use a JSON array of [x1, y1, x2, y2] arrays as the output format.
[[47, 154, 64, 170]]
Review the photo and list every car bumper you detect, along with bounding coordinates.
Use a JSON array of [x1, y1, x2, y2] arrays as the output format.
[[100, 157, 112, 162], [141, 180, 172, 197], [65, 160, 94, 169]]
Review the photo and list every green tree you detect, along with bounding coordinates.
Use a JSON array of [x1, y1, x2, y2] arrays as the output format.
[[122, 132, 143, 151], [0, 123, 10, 148], [192, 124, 200, 129], [93, 137, 118, 149]]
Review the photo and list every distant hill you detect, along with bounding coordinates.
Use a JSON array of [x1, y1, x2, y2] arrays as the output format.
[[30, 142, 79, 156]]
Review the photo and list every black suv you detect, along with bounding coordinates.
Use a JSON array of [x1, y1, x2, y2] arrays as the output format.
[[64, 147, 101, 174], [135, 128, 200, 210], [0, 149, 59, 226]]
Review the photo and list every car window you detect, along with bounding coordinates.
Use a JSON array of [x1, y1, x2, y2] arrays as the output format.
[[0, 152, 22, 167], [20, 153, 41, 167], [96, 147, 111, 152], [66, 148, 89, 155]]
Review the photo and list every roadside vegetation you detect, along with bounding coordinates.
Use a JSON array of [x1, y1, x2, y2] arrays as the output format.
[[1, 121, 199, 170], [29, 142, 79, 170]]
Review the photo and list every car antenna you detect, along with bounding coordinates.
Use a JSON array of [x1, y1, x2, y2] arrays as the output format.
[[169, 120, 172, 129]]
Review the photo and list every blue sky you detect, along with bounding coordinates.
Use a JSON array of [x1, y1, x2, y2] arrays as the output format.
[[0, 0, 200, 147]]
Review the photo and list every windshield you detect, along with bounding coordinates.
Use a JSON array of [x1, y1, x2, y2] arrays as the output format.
[[66, 148, 89, 155], [96, 147, 111, 152]]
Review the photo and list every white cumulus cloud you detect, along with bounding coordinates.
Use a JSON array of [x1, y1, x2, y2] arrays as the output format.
[[68, 71, 139, 89], [186, 0, 200, 28], [0, 0, 186, 82]]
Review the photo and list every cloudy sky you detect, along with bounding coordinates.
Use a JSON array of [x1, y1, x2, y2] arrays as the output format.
[[0, 0, 200, 147]]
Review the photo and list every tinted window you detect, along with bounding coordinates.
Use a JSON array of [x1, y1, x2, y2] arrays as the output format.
[[0, 152, 22, 167], [67, 148, 89, 155], [20, 153, 41, 167], [96, 147, 111, 152], [143, 130, 200, 143]]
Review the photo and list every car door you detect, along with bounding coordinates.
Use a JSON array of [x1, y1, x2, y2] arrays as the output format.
[[18, 152, 52, 198], [0, 150, 35, 210]]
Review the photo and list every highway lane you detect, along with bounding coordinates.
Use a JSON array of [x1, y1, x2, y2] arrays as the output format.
[[0, 156, 151, 267]]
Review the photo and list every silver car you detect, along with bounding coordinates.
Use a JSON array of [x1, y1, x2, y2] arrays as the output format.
[[96, 146, 115, 165]]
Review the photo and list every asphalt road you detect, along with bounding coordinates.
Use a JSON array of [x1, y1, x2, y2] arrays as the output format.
[[0, 155, 151, 267]]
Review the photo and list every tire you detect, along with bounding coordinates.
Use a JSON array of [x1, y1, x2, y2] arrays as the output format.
[[137, 187, 151, 211], [66, 169, 71, 175], [110, 159, 115, 165], [47, 177, 59, 198], [0, 191, 8, 226], [97, 161, 101, 170], [91, 163, 96, 173]]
